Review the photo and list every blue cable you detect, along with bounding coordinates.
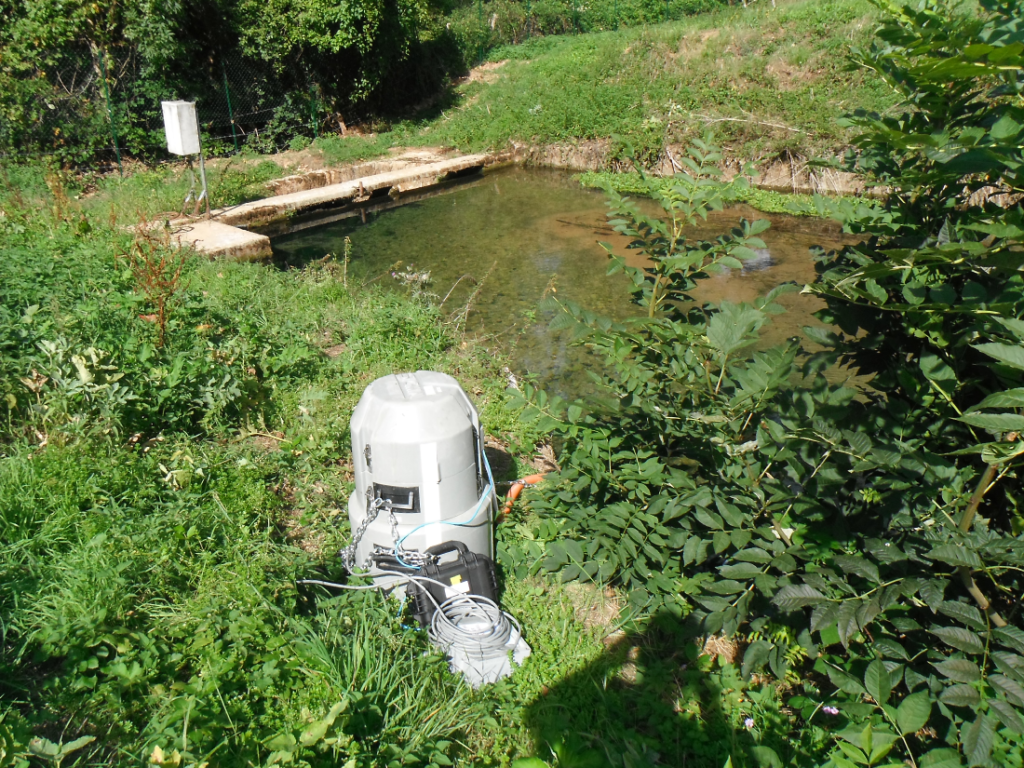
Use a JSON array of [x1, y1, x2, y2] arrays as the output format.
[[393, 448, 497, 568]]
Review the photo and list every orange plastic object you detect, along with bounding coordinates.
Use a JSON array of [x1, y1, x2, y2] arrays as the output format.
[[499, 474, 546, 520]]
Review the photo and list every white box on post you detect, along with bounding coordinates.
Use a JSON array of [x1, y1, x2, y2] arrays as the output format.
[[161, 101, 200, 156]]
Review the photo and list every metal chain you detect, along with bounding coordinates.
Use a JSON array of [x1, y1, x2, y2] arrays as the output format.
[[341, 495, 438, 573], [341, 496, 389, 573], [388, 508, 435, 568]]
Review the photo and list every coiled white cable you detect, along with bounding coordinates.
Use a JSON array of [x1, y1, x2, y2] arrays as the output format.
[[297, 571, 528, 686], [427, 593, 523, 660]]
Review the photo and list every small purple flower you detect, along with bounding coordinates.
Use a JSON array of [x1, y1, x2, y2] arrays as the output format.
[[823, 706, 840, 715], [744, 718, 755, 729]]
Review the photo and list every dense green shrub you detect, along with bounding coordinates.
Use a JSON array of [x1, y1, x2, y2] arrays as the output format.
[[510, 0, 1024, 765]]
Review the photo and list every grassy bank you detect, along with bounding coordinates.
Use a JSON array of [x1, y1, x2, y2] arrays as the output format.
[[405, 0, 896, 163]]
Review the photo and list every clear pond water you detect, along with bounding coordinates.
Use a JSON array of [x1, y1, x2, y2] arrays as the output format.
[[270, 167, 850, 397]]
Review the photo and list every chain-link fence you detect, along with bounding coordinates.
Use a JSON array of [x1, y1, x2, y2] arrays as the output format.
[[0, 45, 340, 171]]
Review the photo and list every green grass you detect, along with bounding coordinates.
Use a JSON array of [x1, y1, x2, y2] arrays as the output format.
[[311, 134, 397, 166], [576, 169, 824, 215], [1, 156, 813, 767], [75, 135, 393, 224], [77, 157, 287, 221], [402, 0, 895, 163]]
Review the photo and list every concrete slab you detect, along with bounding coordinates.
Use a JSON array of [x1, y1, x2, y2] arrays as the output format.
[[216, 153, 495, 228], [170, 219, 271, 261], [162, 152, 503, 259]]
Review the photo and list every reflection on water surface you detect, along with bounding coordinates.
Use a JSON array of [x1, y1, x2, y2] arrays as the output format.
[[270, 167, 851, 397]]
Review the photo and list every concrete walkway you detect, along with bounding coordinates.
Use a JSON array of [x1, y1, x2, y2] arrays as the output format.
[[171, 153, 495, 261]]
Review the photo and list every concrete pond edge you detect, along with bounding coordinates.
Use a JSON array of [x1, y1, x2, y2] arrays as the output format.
[[165, 144, 871, 262]]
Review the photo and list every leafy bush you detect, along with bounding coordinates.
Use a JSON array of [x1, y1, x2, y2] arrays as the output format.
[[509, 1, 1024, 765]]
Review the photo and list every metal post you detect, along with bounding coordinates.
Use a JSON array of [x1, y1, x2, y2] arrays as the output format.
[[310, 84, 319, 139], [96, 50, 123, 177], [195, 120, 211, 218], [614, 0, 618, 28], [477, 0, 485, 64], [665, 0, 670, 20], [526, 0, 531, 38], [196, 150, 210, 218], [222, 61, 239, 153]]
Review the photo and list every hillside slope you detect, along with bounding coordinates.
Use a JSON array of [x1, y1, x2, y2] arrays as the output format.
[[405, 0, 897, 170]]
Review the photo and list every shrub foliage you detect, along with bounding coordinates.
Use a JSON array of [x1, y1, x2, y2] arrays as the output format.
[[508, 0, 1024, 765]]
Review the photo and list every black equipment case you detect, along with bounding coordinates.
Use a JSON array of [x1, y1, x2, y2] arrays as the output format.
[[402, 541, 498, 626]]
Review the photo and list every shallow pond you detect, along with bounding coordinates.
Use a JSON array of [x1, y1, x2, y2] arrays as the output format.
[[271, 167, 850, 396]]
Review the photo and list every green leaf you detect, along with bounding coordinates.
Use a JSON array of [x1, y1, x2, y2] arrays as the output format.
[[896, 691, 932, 735], [930, 627, 985, 654], [511, 760, 550, 768], [750, 746, 783, 768], [995, 627, 1024, 655], [961, 714, 995, 767], [299, 701, 348, 747], [707, 303, 765, 356], [933, 659, 981, 683], [920, 353, 957, 385], [835, 741, 869, 765], [772, 584, 827, 612], [713, 530, 732, 554], [59, 736, 95, 756], [957, 412, 1024, 431], [995, 317, 1024, 341], [940, 684, 981, 708], [865, 278, 888, 304], [828, 666, 867, 696], [28, 739, 60, 758], [975, 342, 1024, 372], [920, 747, 964, 768], [733, 547, 774, 564], [973, 388, 1024, 410], [990, 674, 1024, 706], [874, 637, 909, 660], [703, 579, 746, 595], [937, 601, 986, 631], [683, 536, 701, 565], [865, 659, 892, 705], [991, 114, 1022, 141], [919, 579, 947, 609], [743, 640, 771, 679], [928, 545, 982, 569], [835, 555, 880, 583], [719, 562, 764, 580], [299, 719, 331, 747], [563, 538, 584, 564], [988, 699, 1024, 734], [695, 509, 724, 530]]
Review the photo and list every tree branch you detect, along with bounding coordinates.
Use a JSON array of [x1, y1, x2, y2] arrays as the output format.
[[957, 463, 1007, 627]]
